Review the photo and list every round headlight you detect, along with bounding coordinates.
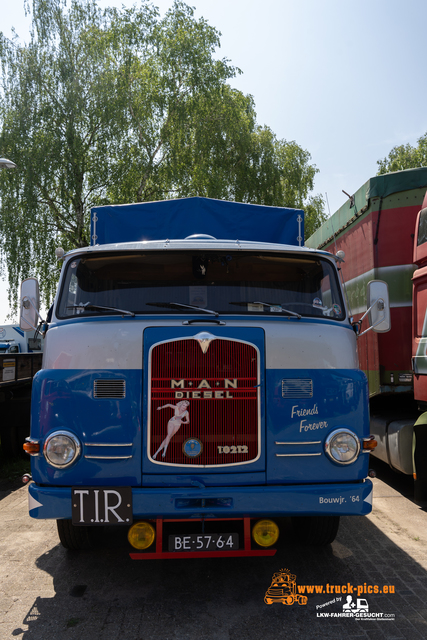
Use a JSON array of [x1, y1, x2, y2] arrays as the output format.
[[44, 431, 81, 468], [325, 429, 360, 465]]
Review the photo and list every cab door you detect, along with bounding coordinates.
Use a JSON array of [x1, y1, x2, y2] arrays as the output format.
[[412, 265, 427, 402]]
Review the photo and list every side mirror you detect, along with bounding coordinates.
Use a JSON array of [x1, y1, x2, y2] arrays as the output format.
[[367, 280, 391, 333], [356, 280, 391, 337], [20, 277, 41, 332]]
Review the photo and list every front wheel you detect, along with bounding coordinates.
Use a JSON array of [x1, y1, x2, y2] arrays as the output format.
[[291, 515, 340, 546], [413, 421, 427, 503], [57, 519, 94, 550]]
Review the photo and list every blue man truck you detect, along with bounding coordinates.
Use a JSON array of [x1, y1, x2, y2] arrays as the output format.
[[21, 197, 385, 557]]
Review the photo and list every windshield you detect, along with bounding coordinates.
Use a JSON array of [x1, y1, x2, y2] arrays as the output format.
[[57, 250, 345, 320]]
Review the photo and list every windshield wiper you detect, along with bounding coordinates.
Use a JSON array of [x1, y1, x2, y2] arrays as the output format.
[[229, 301, 301, 319], [146, 302, 218, 317], [68, 303, 135, 317]]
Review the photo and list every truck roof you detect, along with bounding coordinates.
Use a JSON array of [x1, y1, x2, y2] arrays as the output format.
[[306, 167, 427, 249], [65, 237, 334, 260]]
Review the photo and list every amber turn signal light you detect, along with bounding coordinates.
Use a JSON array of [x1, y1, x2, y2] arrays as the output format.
[[23, 441, 40, 454], [362, 437, 377, 451]]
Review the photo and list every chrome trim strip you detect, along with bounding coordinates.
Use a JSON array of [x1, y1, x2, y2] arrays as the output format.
[[85, 443, 132, 447], [84, 455, 133, 460], [275, 453, 322, 457], [275, 441, 321, 445]]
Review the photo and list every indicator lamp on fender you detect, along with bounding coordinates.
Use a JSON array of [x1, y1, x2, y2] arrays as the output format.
[[23, 439, 40, 455], [252, 519, 279, 547], [325, 428, 360, 465], [128, 521, 156, 550], [362, 435, 378, 451]]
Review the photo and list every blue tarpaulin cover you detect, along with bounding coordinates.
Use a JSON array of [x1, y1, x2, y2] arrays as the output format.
[[91, 197, 303, 246]]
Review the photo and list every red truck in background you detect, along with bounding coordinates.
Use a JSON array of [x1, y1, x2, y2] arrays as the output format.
[[306, 167, 427, 500]]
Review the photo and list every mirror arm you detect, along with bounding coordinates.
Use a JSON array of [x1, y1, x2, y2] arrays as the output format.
[[22, 296, 46, 333], [357, 297, 385, 325], [356, 298, 386, 337]]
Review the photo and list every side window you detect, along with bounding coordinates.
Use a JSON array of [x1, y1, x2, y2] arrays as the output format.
[[417, 208, 427, 246]]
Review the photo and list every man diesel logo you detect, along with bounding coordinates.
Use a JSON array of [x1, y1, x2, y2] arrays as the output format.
[[171, 378, 238, 399]]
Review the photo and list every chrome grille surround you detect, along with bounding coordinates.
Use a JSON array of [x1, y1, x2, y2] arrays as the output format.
[[148, 335, 261, 468]]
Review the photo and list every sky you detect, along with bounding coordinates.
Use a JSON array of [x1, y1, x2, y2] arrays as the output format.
[[1, 0, 427, 322]]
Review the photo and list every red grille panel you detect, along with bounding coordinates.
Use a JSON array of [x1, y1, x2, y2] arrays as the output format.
[[149, 338, 259, 466]]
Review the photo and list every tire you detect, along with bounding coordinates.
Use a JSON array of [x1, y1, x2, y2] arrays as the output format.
[[413, 421, 427, 503], [56, 519, 94, 550], [291, 515, 340, 546]]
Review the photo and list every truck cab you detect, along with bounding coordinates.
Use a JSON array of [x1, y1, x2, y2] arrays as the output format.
[[22, 197, 380, 557]]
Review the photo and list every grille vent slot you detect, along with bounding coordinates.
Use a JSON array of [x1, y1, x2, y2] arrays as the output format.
[[282, 378, 313, 399], [94, 379, 126, 399]]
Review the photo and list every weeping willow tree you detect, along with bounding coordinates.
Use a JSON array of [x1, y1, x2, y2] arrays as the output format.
[[0, 0, 323, 312], [0, 0, 134, 308]]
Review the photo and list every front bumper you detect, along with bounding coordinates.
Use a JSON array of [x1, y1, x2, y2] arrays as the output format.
[[28, 480, 373, 520]]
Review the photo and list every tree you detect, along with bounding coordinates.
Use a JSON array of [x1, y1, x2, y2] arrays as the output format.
[[377, 133, 427, 175], [0, 0, 138, 307], [304, 194, 327, 239], [0, 0, 324, 311], [104, 0, 246, 203]]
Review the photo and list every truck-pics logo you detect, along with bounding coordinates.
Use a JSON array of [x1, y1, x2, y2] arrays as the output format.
[[264, 569, 308, 606], [264, 571, 396, 620]]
